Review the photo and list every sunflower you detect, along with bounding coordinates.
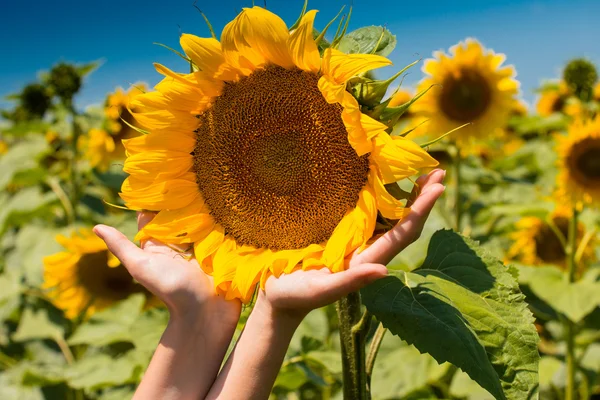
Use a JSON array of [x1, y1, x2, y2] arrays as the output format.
[[81, 86, 146, 171], [507, 207, 593, 267], [556, 116, 600, 207], [121, 7, 438, 302], [594, 82, 600, 102], [43, 229, 155, 319], [0, 139, 7, 155], [80, 128, 116, 171], [411, 38, 518, 148], [536, 81, 570, 117]]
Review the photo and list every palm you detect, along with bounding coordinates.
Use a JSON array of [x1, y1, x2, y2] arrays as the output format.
[[94, 218, 241, 323], [263, 169, 446, 312]]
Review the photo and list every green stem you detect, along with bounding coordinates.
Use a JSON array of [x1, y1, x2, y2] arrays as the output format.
[[453, 147, 462, 233], [337, 292, 369, 400], [565, 206, 579, 400], [0, 350, 17, 369], [69, 105, 81, 221], [366, 323, 386, 388]]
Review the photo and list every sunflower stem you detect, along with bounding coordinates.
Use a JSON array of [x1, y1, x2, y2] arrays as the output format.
[[453, 145, 463, 233], [366, 323, 386, 388], [68, 105, 81, 222], [337, 292, 369, 400], [565, 206, 579, 400]]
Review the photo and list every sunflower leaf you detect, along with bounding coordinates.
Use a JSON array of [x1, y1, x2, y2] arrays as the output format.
[[12, 307, 65, 342], [361, 229, 540, 400], [343, 26, 397, 56], [519, 265, 600, 323]]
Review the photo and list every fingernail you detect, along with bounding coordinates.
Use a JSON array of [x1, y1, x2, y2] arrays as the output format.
[[441, 169, 447, 181], [93, 225, 106, 239]]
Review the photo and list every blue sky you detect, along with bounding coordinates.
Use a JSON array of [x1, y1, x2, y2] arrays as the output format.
[[1, 0, 599, 110]]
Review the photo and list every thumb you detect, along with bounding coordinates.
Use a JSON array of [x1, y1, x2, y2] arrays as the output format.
[[93, 225, 147, 277]]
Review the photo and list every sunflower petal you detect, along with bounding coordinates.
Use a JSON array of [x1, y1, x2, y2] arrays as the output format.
[[221, 6, 293, 74], [369, 167, 411, 220], [122, 131, 195, 155], [194, 225, 225, 273], [120, 173, 198, 211], [287, 10, 320, 72], [179, 34, 240, 81], [136, 197, 214, 244], [123, 151, 193, 182], [322, 48, 392, 84]]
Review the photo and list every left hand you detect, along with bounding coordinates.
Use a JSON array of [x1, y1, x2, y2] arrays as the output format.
[[259, 169, 446, 318]]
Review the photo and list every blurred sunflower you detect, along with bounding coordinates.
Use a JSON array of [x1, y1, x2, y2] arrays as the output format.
[[594, 82, 600, 102], [81, 86, 146, 171], [45, 130, 59, 145], [122, 7, 437, 302], [536, 81, 570, 117], [412, 38, 519, 148], [508, 207, 594, 267], [80, 128, 116, 172], [0, 139, 8, 155], [43, 229, 155, 319], [556, 116, 600, 207]]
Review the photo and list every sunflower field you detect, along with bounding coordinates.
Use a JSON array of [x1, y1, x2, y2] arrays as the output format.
[[1, 2, 600, 399]]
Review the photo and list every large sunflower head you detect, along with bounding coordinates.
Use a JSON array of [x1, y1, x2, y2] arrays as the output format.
[[120, 6, 438, 302], [508, 207, 593, 268], [43, 229, 155, 319], [411, 38, 519, 148], [556, 116, 600, 207]]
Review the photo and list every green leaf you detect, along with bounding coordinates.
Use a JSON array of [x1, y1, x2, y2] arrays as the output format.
[[64, 350, 144, 390], [0, 187, 58, 234], [11, 224, 69, 285], [336, 36, 360, 54], [0, 137, 48, 190], [289, 308, 328, 353], [520, 265, 600, 323], [68, 294, 146, 346], [371, 335, 450, 399], [345, 26, 397, 56], [362, 230, 540, 400], [12, 307, 65, 342], [450, 369, 497, 400]]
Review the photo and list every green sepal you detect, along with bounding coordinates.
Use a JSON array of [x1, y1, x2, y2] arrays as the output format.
[[419, 123, 470, 148], [379, 85, 435, 128], [349, 59, 419, 108]]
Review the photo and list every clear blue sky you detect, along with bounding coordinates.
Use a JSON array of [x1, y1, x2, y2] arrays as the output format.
[[1, 0, 599, 109]]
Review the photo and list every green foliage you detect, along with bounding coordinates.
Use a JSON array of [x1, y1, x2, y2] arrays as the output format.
[[362, 230, 540, 399], [338, 26, 397, 56]]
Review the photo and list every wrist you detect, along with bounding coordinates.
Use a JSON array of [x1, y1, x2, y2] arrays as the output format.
[[253, 292, 305, 333], [167, 299, 241, 340]]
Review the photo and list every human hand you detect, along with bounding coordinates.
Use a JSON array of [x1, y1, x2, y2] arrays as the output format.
[[93, 212, 241, 326], [258, 169, 446, 319]]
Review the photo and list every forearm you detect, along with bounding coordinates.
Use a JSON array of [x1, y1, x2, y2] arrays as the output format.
[[134, 314, 237, 400], [206, 299, 303, 400]]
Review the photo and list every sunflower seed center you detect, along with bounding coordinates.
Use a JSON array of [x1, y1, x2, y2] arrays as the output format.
[[439, 68, 492, 122], [193, 65, 370, 251]]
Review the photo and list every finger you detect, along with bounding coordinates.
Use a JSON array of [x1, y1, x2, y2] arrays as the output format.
[[415, 168, 445, 188], [93, 224, 147, 274], [137, 211, 156, 230], [408, 169, 445, 207], [355, 183, 445, 265], [312, 264, 388, 304]]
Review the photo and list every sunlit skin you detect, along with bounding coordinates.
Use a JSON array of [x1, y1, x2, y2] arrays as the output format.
[[94, 169, 445, 400]]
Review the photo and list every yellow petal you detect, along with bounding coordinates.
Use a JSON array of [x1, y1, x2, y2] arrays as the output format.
[[287, 10, 320, 72], [136, 197, 214, 244], [123, 150, 193, 182], [371, 134, 438, 184], [122, 131, 195, 155], [322, 48, 392, 84], [194, 225, 225, 271], [179, 34, 240, 81], [120, 173, 198, 211], [212, 237, 239, 292], [221, 6, 293, 74], [369, 167, 411, 220], [231, 249, 268, 303]]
